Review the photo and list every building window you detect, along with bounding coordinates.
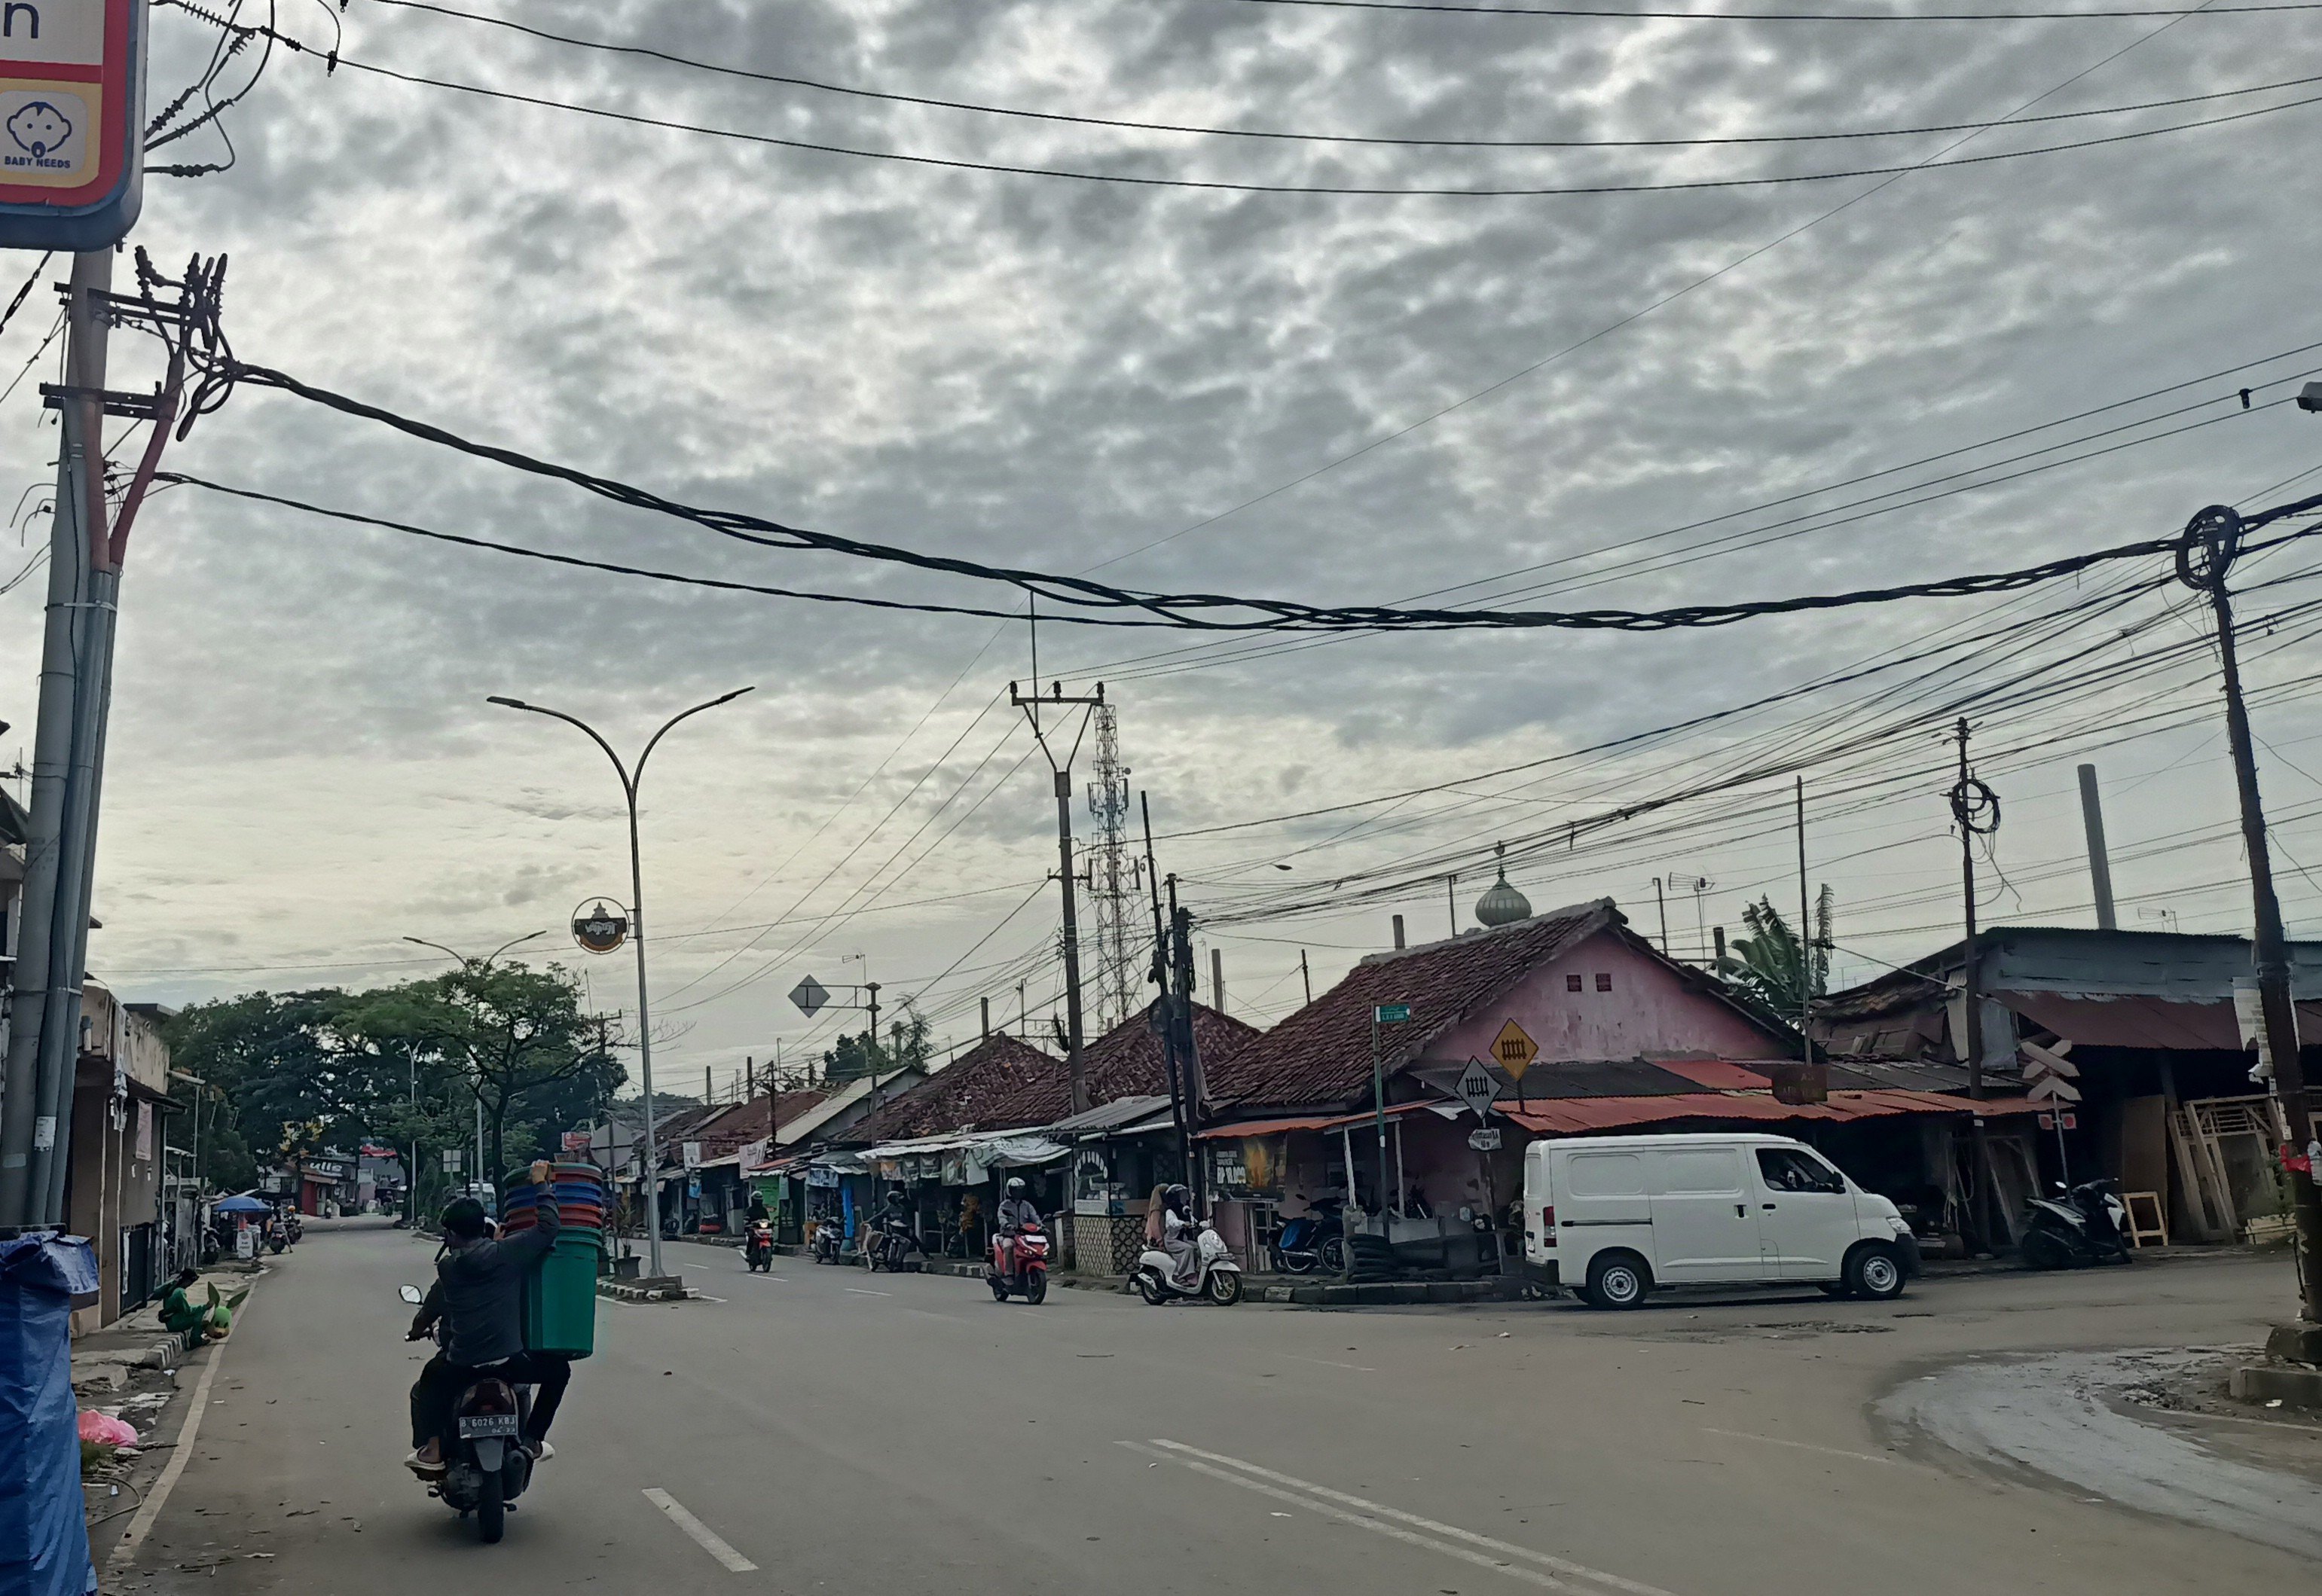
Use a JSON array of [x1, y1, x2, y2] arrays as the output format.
[[1566, 973, 1584, 992], [1595, 973, 1613, 992]]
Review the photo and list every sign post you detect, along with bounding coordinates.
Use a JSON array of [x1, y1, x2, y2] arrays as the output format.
[[1492, 1019, 1538, 1109], [0, 0, 146, 250], [1370, 1002, 1409, 1216]]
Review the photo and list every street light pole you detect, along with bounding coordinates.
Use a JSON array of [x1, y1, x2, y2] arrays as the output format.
[[401, 929, 547, 1204], [487, 687, 753, 1283]]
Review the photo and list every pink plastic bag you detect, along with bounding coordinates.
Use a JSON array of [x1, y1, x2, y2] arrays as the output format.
[[77, 1410, 139, 1448]]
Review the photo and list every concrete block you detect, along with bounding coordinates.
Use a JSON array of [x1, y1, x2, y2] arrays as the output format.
[[2264, 1320, 2322, 1366], [2231, 1364, 2322, 1408], [1288, 1284, 1326, 1305], [1320, 1285, 1358, 1305], [1388, 1283, 1428, 1304], [1353, 1284, 1396, 1305], [1425, 1281, 1466, 1303]]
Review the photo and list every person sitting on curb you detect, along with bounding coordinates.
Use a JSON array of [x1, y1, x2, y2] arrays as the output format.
[[157, 1268, 212, 1345]]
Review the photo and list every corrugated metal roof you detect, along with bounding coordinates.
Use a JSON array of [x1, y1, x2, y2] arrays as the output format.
[[1502, 1088, 2041, 1135], [1197, 1102, 1444, 1140], [1994, 990, 2242, 1050]]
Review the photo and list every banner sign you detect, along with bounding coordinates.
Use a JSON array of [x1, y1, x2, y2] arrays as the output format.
[[0, 0, 146, 249]]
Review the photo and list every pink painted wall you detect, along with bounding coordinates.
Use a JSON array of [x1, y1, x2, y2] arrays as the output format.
[[1422, 929, 1783, 1068]]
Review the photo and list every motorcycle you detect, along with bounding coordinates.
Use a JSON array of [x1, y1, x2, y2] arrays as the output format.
[[284, 1213, 304, 1244], [743, 1219, 775, 1273], [1132, 1220, 1244, 1306], [986, 1221, 1050, 1305], [265, 1220, 289, 1256], [1273, 1196, 1348, 1275], [2021, 1177, 2132, 1270], [809, 1219, 843, 1265], [863, 1216, 918, 1272], [398, 1284, 536, 1544]]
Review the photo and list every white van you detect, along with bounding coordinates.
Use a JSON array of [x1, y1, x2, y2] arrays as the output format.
[[1522, 1133, 1920, 1308]]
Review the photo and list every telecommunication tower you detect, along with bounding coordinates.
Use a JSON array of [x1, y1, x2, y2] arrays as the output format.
[[1085, 702, 1141, 1032]]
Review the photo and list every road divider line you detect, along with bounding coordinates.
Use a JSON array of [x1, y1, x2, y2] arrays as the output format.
[[1144, 1438, 1674, 1596], [643, 1488, 758, 1573], [844, 1287, 891, 1296], [107, 1282, 257, 1570], [1123, 1442, 1580, 1591]]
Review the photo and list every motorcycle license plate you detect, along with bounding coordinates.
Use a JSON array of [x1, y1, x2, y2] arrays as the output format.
[[458, 1413, 521, 1439]]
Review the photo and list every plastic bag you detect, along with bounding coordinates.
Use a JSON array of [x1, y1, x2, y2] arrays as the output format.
[[75, 1411, 138, 1448]]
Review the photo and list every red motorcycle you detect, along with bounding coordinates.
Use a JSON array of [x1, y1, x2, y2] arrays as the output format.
[[744, 1219, 775, 1273], [987, 1221, 1050, 1305]]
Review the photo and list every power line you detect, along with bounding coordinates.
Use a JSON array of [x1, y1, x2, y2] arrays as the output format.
[[320, 52, 2322, 198], [362, 0, 2322, 150], [1225, 0, 2322, 18]]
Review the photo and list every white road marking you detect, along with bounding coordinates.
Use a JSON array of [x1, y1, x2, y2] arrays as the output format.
[[1125, 1442, 1581, 1591], [643, 1488, 759, 1573], [108, 1283, 256, 1570], [845, 1287, 891, 1296], [1282, 1353, 1377, 1372], [1141, 1439, 1675, 1596], [1700, 1428, 1912, 1467]]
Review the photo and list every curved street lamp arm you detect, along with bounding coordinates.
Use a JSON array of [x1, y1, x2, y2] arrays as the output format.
[[487, 929, 550, 966], [634, 687, 755, 792], [402, 935, 469, 966], [487, 696, 636, 799]]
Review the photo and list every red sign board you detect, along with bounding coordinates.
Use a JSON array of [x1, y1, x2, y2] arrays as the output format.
[[0, 0, 144, 249]]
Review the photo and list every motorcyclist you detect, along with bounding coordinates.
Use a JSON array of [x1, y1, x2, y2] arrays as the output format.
[[875, 1184, 916, 1262], [1153, 1183, 1196, 1284], [993, 1177, 1040, 1280], [405, 1159, 570, 1475], [746, 1190, 771, 1227]]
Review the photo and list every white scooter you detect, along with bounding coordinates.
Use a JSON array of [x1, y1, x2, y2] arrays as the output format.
[[1132, 1222, 1243, 1306]]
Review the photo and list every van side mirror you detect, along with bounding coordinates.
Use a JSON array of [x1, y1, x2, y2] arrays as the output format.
[[397, 1283, 424, 1305]]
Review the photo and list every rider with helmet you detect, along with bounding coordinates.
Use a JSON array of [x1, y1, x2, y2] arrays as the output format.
[[993, 1177, 1040, 1278]]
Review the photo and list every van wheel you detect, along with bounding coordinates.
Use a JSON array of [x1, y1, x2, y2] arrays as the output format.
[[1844, 1243, 1907, 1302], [1583, 1253, 1650, 1310]]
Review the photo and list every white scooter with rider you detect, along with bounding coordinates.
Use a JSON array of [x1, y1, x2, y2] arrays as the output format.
[[1131, 1183, 1243, 1306]]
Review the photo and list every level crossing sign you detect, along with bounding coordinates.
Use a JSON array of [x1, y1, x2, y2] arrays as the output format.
[[0, 0, 146, 249], [1453, 1058, 1499, 1120]]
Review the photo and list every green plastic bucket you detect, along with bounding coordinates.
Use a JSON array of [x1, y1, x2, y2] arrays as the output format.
[[522, 1229, 601, 1358]]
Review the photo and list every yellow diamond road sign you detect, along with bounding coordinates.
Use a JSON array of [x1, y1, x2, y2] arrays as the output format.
[[1492, 1019, 1539, 1080]]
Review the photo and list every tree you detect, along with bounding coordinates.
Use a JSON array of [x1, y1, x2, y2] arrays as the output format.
[[1717, 889, 1833, 1021], [164, 990, 402, 1190], [821, 1001, 930, 1081]]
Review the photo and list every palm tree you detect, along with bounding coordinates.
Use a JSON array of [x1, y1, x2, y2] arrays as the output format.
[[1718, 889, 1833, 1020]]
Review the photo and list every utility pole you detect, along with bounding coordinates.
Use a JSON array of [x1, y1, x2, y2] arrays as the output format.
[[1141, 795, 1191, 1191], [1299, 949, 1312, 1008], [2, 252, 212, 1227], [1795, 783, 1813, 1068], [1950, 721, 2003, 1253], [1013, 678, 1103, 1115], [2177, 504, 2322, 1321], [1167, 879, 1205, 1214], [2078, 764, 2119, 932]]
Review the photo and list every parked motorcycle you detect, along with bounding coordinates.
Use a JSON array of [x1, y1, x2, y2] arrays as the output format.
[[397, 1284, 537, 1543], [744, 1219, 775, 1273], [986, 1220, 1051, 1305], [1132, 1221, 1244, 1306], [809, 1219, 843, 1265], [1273, 1196, 1348, 1275], [2021, 1178, 2132, 1270]]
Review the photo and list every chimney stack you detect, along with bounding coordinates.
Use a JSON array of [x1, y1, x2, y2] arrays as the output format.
[[2078, 763, 2118, 931], [1392, 914, 1407, 951]]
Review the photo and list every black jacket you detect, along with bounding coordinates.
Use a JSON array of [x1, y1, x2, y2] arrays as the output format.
[[421, 1204, 559, 1366]]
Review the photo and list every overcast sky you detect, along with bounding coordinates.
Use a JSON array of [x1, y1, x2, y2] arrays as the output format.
[[6, 0, 2321, 1099]]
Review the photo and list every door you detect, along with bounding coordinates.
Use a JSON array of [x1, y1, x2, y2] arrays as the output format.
[[1645, 1145, 1763, 1283], [1753, 1145, 1859, 1280], [1557, 1150, 1651, 1277]]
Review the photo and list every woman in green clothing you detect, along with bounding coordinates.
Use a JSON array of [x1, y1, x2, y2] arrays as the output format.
[[158, 1268, 210, 1341]]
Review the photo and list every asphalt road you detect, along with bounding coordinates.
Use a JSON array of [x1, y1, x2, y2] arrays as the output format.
[[109, 1217, 2318, 1596]]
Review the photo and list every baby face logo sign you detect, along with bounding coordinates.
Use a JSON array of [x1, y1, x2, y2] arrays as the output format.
[[5, 95, 75, 162], [0, 0, 143, 249]]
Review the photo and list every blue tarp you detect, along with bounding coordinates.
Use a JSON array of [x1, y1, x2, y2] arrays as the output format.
[[0, 1231, 99, 1596]]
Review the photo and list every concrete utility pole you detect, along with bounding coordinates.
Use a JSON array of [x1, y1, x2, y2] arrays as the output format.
[[1950, 720, 2004, 1252], [1013, 679, 1104, 1115], [2177, 504, 2322, 1322], [0, 254, 109, 1225], [2078, 764, 2119, 931], [489, 688, 754, 1283], [1142, 795, 1192, 1192]]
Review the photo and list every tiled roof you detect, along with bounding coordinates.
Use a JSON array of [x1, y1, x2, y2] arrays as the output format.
[[1202, 901, 1621, 1112], [841, 1033, 1068, 1143], [691, 1090, 832, 1156], [1083, 999, 1258, 1102]]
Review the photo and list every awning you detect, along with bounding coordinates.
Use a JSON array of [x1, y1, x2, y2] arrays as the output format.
[[1197, 1102, 1440, 1141], [1501, 1089, 2044, 1135], [1993, 990, 2243, 1051]]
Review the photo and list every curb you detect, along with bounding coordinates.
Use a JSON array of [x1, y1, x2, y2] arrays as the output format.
[[597, 1275, 687, 1303]]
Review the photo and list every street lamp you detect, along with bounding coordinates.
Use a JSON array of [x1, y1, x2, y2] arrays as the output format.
[[402, 930, 548, 1191], [487, 686, 754, 1282]]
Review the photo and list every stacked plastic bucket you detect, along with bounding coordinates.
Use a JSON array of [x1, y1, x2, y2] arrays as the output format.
[[503, 1161, 605, 1358]]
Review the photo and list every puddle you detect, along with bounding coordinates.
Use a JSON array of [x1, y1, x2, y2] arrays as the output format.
[[1876, 1349, 2322, 1558]]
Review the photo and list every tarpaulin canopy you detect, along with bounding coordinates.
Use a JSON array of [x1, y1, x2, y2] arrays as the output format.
[[1, 1232, 99, 1596], [1197, 1102, 1441, 1140]]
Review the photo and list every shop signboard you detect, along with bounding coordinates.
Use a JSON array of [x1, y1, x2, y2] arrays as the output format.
[[0, 0, 147, 249]]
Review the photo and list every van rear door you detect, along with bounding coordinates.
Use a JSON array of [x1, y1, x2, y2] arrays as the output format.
[[1557, 1149, 1651, 1276], [1644, 1143, 1763, 1283]]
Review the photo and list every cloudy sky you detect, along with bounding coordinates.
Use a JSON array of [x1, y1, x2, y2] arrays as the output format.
[[6, 0, 2322, 1099]]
